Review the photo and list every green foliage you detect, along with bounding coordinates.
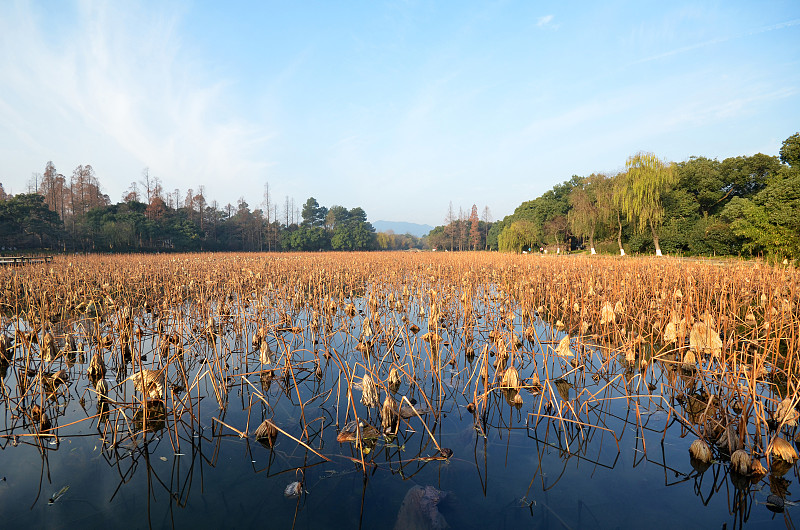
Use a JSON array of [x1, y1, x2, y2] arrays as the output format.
[[657, 188, 700, 253], [595, 239, 627, 255], [5, 132, 797, 259], [498, 220, 538, 253], [780, 133, 800, 167], [722, 166, 800, 259], [331, 222, 375, 250], [301, 197, 327, 227], [484, 132, 798, 258], [486, 221, 504, 250], [719, 153, 781, 197], [687, 215, 740, 256], [0, 193, 65, 249], [426, 225, 448, 251], [487, 177, 578, 252], [86, 203, 149, 250], [616, 152, 677, 234], [0, 188, 378, 253], [675, 157, 725, 215], [325, 205, 350, 230], [288, 226, 330, 251], [567, 174, 600, 246], [376, 231, 422, 250]]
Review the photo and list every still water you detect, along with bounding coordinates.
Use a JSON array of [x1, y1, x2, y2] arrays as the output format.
[[0, 294, 794, 529]]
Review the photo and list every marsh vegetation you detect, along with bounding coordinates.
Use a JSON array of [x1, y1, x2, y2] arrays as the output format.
[[0, 252, 798, 528]]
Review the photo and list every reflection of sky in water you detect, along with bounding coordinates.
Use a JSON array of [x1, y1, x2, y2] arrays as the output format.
[[0, 294, 793, 529]]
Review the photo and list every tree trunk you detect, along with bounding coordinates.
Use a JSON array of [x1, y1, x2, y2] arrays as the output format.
[[649, 218, 663, 256], [616, 212, 625, 256], [589, 226, 596, 255]]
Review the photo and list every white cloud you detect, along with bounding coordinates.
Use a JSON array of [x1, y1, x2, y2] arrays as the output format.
[[536, 15, 554, 28], [0, 1, 272, 202]]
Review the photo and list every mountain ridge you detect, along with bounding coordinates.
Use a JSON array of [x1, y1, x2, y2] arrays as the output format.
[[372, 220, 433, 238]]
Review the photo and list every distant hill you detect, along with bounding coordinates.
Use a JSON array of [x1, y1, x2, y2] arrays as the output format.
[[373, 220, 434, 238]]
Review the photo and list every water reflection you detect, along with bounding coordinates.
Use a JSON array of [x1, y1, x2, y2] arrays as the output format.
[[0, 292, 797, 529]]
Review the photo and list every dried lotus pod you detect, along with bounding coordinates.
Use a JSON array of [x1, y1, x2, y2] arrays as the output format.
[[259, 340, 273, 365], [730, 449, 751, 475], [87, 352, 106, 382], [95, 378, 109, 398], [774, 398, 799, 427], [600, 302, 615, 325], [360, 373, 379, 408], [715, 424, 741, 452], [381, 394, 398, 433], [689, 321, 722, 357], [554, 335, 573, 358], [130, 369, 164, 399], [0, 334, 11, 362], [254, 419, 278, 447], [500, 365, 521, 391], [284, 481, 302, 498], [689, 438, 712, 463], [750, 459, 767, 477], [771, 437, 798, 463], [681, 350, 697, 371], [388, 367, 402, 391], [41, 331, 58, 361]]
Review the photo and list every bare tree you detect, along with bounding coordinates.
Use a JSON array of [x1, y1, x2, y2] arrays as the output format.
[[184, 189, 195, 218], [27, 172, 41, 193], [38, 162, 68, 221], [457, 206, 466, 250], [123, 182, 140, 203], [481, 206, 492, 250], [72, 165, 87, 216], [140, 168, 154, 203], [469, 204, 480, 250], [210, 199, 219, 243], [444, 201, 455, 251], [197, 186, 206, 232]]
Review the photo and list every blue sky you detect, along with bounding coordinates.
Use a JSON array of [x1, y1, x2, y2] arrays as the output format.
[[1, 1, 798, 226]]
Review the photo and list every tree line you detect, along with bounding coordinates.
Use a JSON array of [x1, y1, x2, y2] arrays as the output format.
[[423, 133, 799, 261], [5, 132, 796, 258], [0, 165, 409, 252], [484, 133, 800, 260], [426, 203, 494, 251]]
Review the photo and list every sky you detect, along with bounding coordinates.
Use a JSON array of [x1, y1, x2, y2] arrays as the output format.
[[1, 1, 798, 226]]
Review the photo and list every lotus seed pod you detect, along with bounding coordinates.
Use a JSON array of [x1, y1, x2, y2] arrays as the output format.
[[689, 438, 712, 463]]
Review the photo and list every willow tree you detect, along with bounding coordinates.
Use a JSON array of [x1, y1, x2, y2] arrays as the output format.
[[615, 152, 677, 256], [567, 174, 603, 254], [498, 220, 539, 253]]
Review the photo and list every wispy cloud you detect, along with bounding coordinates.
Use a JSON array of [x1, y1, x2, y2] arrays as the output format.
[[536, 14, 555, 28], [0, 2, 272, 200], [630, 18, 800, 66], [662, 86, 799, 129]]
